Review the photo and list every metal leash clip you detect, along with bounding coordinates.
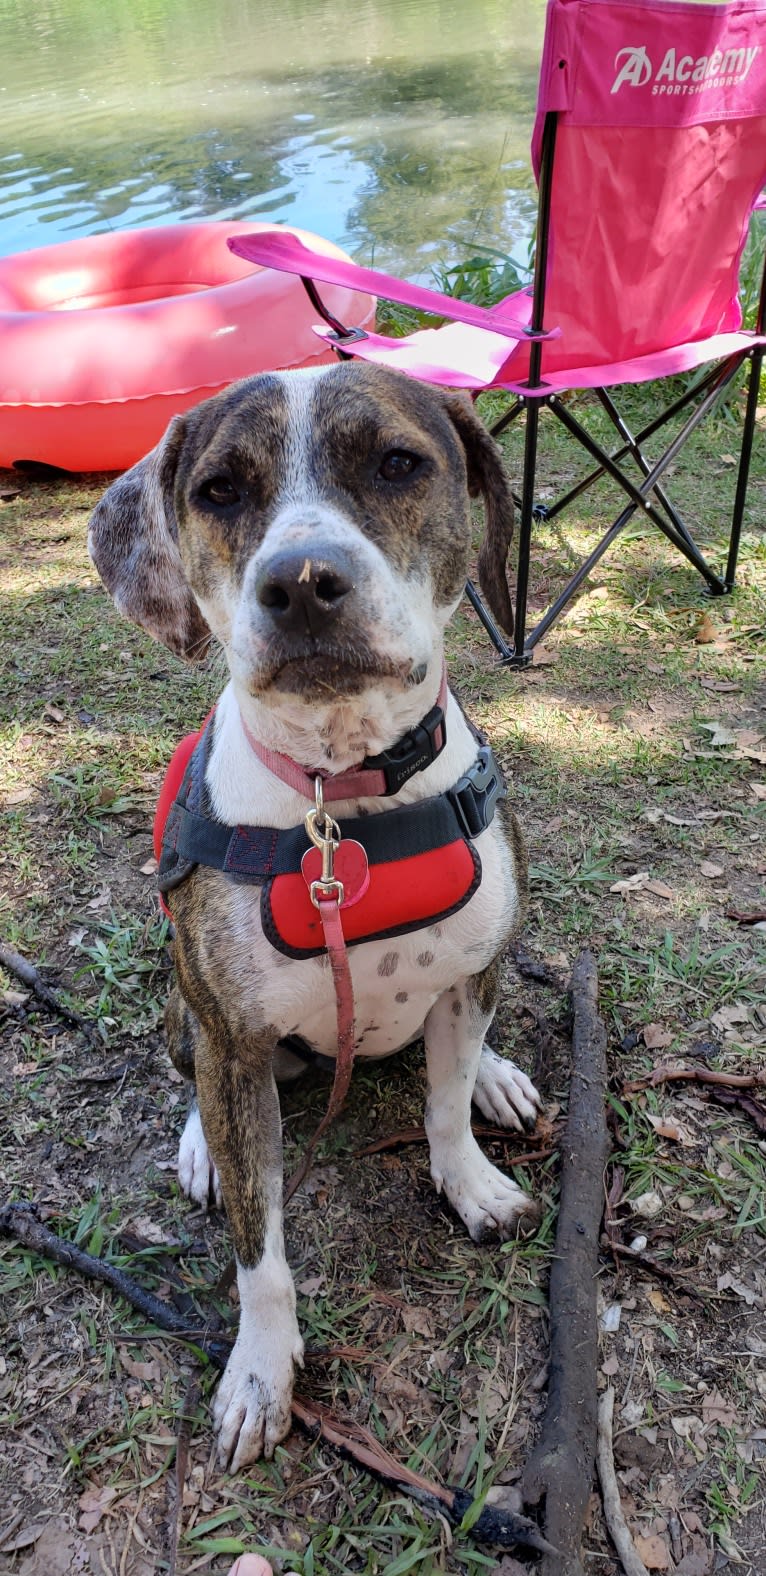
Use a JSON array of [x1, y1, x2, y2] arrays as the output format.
[[304, 776, 344, 908]]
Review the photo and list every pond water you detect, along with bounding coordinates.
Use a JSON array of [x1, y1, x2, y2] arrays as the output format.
[[1, 0, 545, 276]]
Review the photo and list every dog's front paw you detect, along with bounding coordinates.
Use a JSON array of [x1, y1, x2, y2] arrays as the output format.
[[178, 1103, 222, 1209], [213, 1325, 303, 1471], [472, 1047, 541, 1131], [433, 1142, 541, 1243]]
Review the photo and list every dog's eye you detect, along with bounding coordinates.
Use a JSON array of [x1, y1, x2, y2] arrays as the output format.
[[198, 476, 240, 507], [377, 449, 422, 483]]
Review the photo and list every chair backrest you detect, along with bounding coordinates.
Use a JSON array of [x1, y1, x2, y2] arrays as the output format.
[[528, 0, 766, 372]]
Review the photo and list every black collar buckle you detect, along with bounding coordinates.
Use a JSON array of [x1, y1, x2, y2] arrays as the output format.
[[364, 700, 447, 796], [447, 746, 506, 838]]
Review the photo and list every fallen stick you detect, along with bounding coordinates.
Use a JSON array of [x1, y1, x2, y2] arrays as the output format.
[[291, 1395, 554, 1552], [597, 1388, 650, 1576], [606, 1242, 708, 1299], [356, 1124, 555, 1165], [622, 1064, 766, 1094], [0, 942, 97, 1043], [0, 1201, 231, 1369], [167, 1378, 199, 1576], [0, 1200, 550, 1554], [521, 950, 610, 1576]]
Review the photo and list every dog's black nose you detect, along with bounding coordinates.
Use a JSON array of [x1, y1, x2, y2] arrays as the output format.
[[255, 547, 354, 636]]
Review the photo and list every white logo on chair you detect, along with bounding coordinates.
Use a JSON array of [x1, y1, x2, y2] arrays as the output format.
[[611, 43, 760, 96], [611, 47, 652, 92]]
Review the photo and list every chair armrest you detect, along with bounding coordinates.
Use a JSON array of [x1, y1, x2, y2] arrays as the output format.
[[227, 230, 558, 342]]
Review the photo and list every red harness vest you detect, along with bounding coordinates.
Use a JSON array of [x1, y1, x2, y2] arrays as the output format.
[[155, 716, 503, 959]]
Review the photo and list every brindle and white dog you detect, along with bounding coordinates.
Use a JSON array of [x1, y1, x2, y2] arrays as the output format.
[[89, 362, 540, 1473]]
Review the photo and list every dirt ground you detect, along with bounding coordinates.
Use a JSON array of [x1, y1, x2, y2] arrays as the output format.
[[1, 390, 765, 1576]]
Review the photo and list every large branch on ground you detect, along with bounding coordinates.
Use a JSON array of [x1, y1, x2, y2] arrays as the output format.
[[521, 950, 610, 1576]]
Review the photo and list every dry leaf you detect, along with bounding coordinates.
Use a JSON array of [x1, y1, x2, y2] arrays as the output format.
[[77, 1484, 118, 1532], [645, 1113, 693, 1145], [698, 721, 738, 748], [87, 888, 111, 911], [43, 701, 65, 723], [750, 783, 766, 800], [647, 1288, 671, 1313], [634, 1533, 671, 1570], [3, 988, 29, 1007], [642, 1023, 673, 1050], [699, 678, 740, 692], [119, 1354, 161, 1383], [139, 856, 159, 875], [0, 1524, 47, 1554], [671, 1414, 702, 1439], [611, 871, 650, 894], [612, 868, 675, 898], [128, 1214, 170, 1245], [644, 879, 674, 901], [601, 1354, 620, 1376], [675, 1537, 713, 1575], [401, 1306, 436, 1338], [531, 646, 558, 666], [16, 1520, 78, 1576], [701, 1389, 739, 1428], [711, 1003, 750, 1032], [6, 787, 34, 804], [295, 1273, 326, 1297], [717, 1271, 758, 1305], [699, 861, 724, 878], [694, 614, 718, 645]]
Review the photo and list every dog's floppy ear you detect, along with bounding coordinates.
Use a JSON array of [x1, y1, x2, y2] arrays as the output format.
[[442, 394, 515, 636], [88, 415, 212, 662]]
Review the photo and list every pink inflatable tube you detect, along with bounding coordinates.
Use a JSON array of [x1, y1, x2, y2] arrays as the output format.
[[0, 221, 375, 473]]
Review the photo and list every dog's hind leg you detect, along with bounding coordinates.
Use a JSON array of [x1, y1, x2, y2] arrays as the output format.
[[424, 959, 540, 1242], [166, 983, 222, 1209]]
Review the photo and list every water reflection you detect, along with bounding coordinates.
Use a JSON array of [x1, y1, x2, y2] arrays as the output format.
[[2, 0, 544, 273]]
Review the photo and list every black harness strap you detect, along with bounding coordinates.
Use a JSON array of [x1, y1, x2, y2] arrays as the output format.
[[158, 724, 506, 897]]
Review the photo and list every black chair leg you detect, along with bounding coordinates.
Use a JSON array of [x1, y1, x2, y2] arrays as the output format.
[[725, 347, 763, 590]]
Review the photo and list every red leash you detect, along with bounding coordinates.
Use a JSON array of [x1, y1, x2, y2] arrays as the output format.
[[283, 780, 367, 1204]]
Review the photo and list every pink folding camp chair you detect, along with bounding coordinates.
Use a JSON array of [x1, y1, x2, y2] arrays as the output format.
[[230, 0, 766, 667]]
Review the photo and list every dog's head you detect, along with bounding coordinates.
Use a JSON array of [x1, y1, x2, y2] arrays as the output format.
[[89, 363, 514, 728]]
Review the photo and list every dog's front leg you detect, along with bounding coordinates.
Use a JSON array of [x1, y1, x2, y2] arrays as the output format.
[[424, 961, 540, 1242], [193, 1025, 303, 1470]]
